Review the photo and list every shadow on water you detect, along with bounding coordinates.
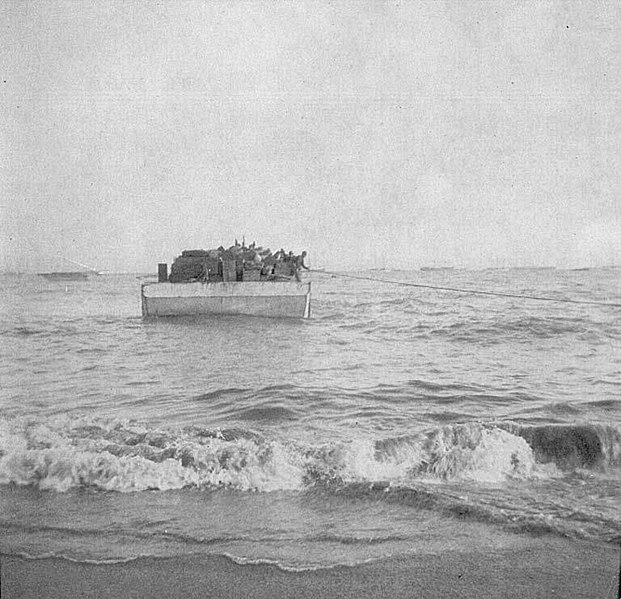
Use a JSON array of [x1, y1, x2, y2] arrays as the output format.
[[141, 313, 309, 330]]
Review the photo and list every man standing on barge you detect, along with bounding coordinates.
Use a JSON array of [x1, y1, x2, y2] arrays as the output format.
[[294, 251, 309, 281]]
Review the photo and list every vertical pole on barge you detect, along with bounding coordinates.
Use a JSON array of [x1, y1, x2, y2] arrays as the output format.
[[158, 263, 168, 283], [141, 284, 147, 317]]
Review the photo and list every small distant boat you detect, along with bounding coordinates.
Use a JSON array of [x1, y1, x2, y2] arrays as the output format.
[[141, 243, 311, 319], [37, 257, 100, 281], [38, 271, 89, 281]]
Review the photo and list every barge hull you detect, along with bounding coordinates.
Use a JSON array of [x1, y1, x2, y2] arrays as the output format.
[[141, 281, 311, 319]]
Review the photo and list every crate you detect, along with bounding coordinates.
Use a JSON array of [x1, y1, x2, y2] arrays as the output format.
[[169, 256, 205, 282], [274, 262, 294, 277], [242, 268, 261, 282], [222, 260, 237, 282], [204, 258, 220, 278]]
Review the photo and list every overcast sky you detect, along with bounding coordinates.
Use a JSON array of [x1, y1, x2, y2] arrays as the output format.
[[2, 0, 620, 271]]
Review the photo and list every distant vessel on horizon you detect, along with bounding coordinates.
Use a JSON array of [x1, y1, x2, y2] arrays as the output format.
[[38, 271, 90, 281], [37, 257, 100, 280]]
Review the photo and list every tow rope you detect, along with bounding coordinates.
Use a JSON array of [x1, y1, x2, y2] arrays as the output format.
[[312, 270, 621, 309]]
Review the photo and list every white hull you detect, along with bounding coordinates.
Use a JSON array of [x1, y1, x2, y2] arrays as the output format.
[[141, 281, 311, 319]]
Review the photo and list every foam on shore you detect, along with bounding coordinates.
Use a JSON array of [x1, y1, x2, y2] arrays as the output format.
[[2, 536, 619, 599]]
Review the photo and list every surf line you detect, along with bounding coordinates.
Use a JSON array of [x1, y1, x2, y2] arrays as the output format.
[[313, 270, 621, 309]]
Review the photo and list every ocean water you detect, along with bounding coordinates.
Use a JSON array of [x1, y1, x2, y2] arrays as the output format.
[[0, 268, 620, 571]]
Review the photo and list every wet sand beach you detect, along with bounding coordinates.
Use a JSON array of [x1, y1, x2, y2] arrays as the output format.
[[2, 537, 619, 599]]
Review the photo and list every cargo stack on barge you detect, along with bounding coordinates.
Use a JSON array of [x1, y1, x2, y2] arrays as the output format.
[[141, 241, 311, 319]]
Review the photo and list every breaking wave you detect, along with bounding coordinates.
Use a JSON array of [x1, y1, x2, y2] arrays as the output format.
[[1, 417, 618, 494], [501, 423, 621, 470]]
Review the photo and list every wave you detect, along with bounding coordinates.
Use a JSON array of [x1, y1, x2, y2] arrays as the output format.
[[321, 480, 621, 542], [434, 315, 600, 344], [0, 322, 91, 340], [0, 519, 254, 549], [194, 388, 251, 403], [500, 423, 621, 470], [1, 550, 339, 573], [0, 418, 303, 493], [2, 551, 142, 566], [320, 309, 617, 346], [1, 417, 619, 495], [479, 322, 607, 345], [306, 532, 408, 545], [233, 405, 299, 422], [4, 326, 42, 337]]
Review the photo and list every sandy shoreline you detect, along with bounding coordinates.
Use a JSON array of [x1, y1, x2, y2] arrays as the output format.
[[2, 537, 619, 599]]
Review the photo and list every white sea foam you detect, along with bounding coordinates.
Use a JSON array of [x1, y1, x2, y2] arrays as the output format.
[[0, 417, 587, 494], [418, 424, 540, 482], [0, 417, 306, 492]]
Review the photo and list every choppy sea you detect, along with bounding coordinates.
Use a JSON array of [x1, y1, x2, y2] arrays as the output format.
[[1, 268, 620, 571]]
